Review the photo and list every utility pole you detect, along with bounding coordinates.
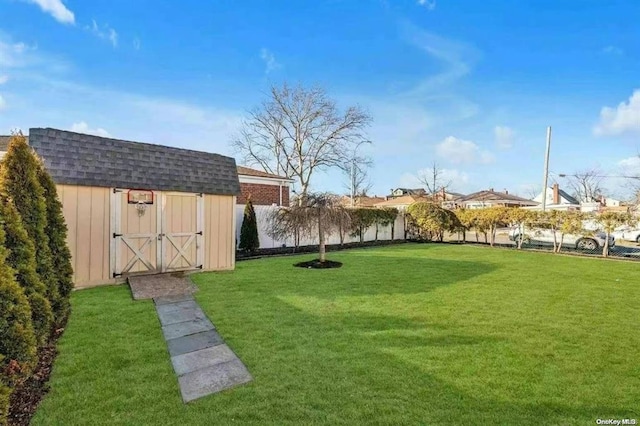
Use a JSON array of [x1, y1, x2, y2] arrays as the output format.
[[541, 126, 552, 212]]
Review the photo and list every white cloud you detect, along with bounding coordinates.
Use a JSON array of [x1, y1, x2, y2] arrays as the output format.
[[602, 45, 623, 55], [435, 136, 495, 164], [86, 20, 118, 48], [401, 22, 479, 94], [0, 94, 6, 110], [24, 0, 75, 24], [70, 121, 111, 137], [260, 48, 281, 74], [417, 0, 436, 10], [0, 75, 7, 85], [594, 89, 640, 136], [133, 38, 141, 50], [619, 155, 640, 172], [494, 125, 514, 149]]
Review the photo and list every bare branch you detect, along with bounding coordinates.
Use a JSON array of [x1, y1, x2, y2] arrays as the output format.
[[231, 83, 373, 198]]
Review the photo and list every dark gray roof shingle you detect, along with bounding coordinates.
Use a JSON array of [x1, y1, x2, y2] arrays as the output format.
[[28, 128, 241, 196]]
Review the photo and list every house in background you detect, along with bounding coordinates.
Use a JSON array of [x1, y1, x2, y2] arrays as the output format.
[[374, 194, 429, 210], [389, 188, 426, 198], [340, 195, 386, 208], [456, 189, 539, 209], [528, 183, 580, 211], [236, 166, 293, 207]]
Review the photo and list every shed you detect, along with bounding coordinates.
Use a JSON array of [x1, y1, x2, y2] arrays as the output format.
[[28, 128, 240, 288]]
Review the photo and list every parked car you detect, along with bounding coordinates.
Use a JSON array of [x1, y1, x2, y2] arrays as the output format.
[[508, 226, 615, 251], [611, 226, 640, 243]]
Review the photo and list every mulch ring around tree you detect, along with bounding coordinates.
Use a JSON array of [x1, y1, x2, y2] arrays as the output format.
[[8, 326, 65, 426], [294, 259, 343, 269]]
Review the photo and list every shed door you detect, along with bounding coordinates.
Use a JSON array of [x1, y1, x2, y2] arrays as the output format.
[[111, 189, 160, 277], [161, 193, 204, 272], [111, 189, 204, 278]]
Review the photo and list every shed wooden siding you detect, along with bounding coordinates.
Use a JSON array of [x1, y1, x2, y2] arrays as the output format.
[[57, 185, 111, 288], [204, 194, 236, 271], [57, 185, 236, 288]]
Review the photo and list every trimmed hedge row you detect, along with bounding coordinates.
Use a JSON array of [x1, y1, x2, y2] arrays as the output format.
[[0, 133, 74, 424]]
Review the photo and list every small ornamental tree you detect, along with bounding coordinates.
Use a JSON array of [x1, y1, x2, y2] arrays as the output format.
[[348, 208, 377, 243], [0, 133, 61, 320], [37, 161, 74, 320], [406, 202, 462, 242], [374, 208, 398, 241], [557, 210, 584, 252], [0, 225, 38, 387], [0, 195, 53, 345], [268, 193, 350, 263], [594, 211, 635, 257], [239, 199, 260, 252]]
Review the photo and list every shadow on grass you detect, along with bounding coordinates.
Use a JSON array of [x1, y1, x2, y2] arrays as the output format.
[[283, 255, 497, 298]]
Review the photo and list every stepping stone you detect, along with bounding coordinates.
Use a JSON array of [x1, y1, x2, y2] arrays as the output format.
[[154, 294, 195, 305], [171, 344, 237, 376], [167, 330, 224, 357], [155, 300, 199, 314], [157, 306, 207, 326], [162, 318, 214, 340], [178, 359, 253, 402]]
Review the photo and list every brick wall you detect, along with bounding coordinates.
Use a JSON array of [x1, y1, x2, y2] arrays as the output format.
[[238, 182, 290, 206]]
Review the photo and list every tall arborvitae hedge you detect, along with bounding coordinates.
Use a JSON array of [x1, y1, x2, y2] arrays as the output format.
[[0, 195, 54, 345], [239, 199, 260, 252], [0, 225, 38, 386], [0, 134, 61, 321], [37, 162, 73, 319]]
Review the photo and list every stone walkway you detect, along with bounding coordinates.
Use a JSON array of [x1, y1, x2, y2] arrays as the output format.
[[129, 275, 252, 403]]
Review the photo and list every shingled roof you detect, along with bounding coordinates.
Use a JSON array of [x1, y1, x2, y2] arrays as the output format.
[[236, 165, 291, 180], [28, 128, 241, 196]]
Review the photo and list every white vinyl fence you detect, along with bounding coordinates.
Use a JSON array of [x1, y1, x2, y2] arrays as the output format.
[[235, 205, 406, 249]]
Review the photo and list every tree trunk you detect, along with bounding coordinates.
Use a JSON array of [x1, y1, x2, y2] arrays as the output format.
[[483, 232, 488, 244], [462, 230, 467, 243], [318, 214, 326, 262], [375, 223, 379, 241], [391, 222, 395, 241], [557, 234, 564, 253], [552, 227, 558, 253], [603, 232, 609, 257], [360, 225, 364, 243]]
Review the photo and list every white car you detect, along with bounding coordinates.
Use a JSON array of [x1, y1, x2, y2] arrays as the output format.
[[611, 226, 640, 243], [509, 226, 615, 251]]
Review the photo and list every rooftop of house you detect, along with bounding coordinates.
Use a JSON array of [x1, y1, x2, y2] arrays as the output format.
[[27, 128, 241, 196], [340, 195, 386, 208], [374, 194, 430, 207], [457, 189, 539, 206], [236, 165, 292, 181]]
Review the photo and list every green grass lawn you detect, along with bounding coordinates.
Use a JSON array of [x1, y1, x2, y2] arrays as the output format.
[[33, 244, 640, 425]]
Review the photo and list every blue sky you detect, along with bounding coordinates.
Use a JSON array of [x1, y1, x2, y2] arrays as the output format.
[[1, 0, 639, 198]]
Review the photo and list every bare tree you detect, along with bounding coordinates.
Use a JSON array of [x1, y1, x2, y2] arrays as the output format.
[[267, 193, 350, 263], [417, 162, 451, 198], [232, 83, 372, 200], [565, 169, 605, 203]]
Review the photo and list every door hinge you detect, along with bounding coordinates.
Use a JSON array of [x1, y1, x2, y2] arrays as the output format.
[[196, 231, 203, 236], [113, 272, 122, 278], [113, 233, 122, 238], [113, 188, 123, 193], [196, 265, 203, 270]]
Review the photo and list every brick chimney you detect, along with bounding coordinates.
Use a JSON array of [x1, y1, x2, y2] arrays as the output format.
[[552, 183, 560, 204]]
